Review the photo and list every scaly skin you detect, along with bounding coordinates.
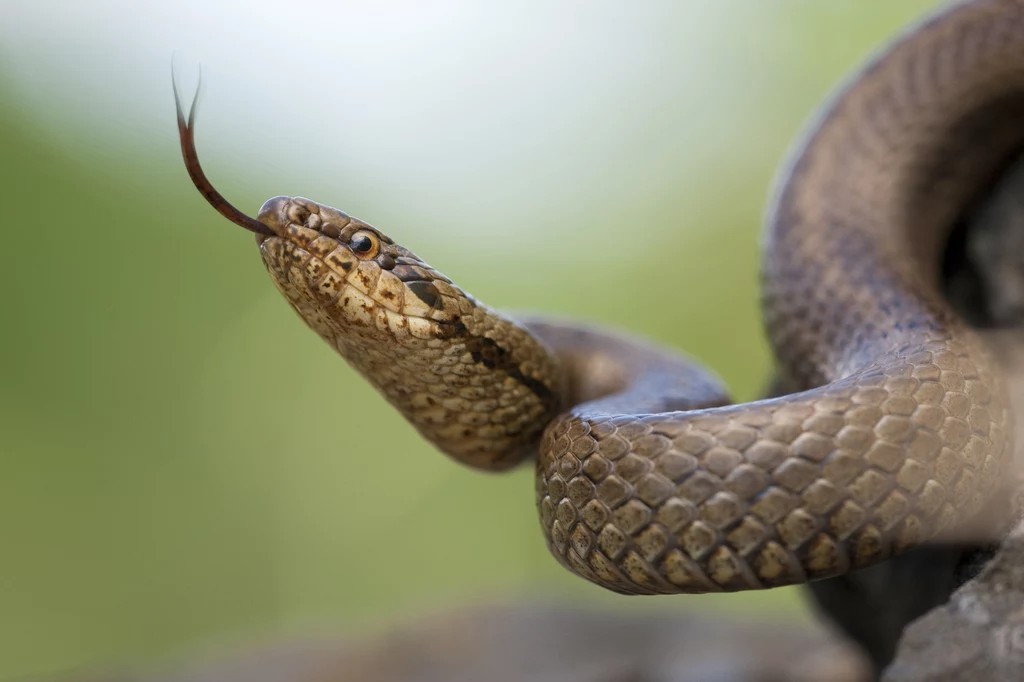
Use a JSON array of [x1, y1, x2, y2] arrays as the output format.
[[178, 0, 1019, 595], [254, 196, 565, 470]]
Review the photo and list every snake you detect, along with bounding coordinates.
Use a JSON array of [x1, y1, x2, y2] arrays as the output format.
[[175, 0, 1022, 595]]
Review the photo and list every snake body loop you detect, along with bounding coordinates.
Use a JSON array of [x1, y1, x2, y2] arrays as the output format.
[[180, 0, 1018, 595]]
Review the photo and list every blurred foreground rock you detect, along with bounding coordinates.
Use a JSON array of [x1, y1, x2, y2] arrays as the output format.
[[883, 520, 1024, 681], [44, 603, 870, 682]]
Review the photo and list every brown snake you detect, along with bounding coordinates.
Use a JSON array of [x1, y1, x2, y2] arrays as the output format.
[[176, 0, 1022, 595]]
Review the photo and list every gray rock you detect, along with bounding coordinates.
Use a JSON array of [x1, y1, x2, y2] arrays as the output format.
[[35, 604, 871, 682], [883, 522, 1024, 681]]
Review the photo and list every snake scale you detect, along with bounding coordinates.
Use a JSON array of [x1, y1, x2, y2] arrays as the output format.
[[176, 0, 1022, 595]]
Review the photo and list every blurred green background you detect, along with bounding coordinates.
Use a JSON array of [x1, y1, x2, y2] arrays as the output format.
[[0, 0, 940, 678]]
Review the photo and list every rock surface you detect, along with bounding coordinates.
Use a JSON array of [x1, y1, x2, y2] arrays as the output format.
[[883, 521, 1024, 681], [41, 604, 870, 682]]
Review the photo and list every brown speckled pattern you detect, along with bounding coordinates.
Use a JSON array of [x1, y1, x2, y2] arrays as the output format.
[[256, 196, 563, 471], [208, 0, 1022, 596]]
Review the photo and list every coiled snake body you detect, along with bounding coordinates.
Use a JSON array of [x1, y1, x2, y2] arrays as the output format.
[[177, 0, 1021, 594]]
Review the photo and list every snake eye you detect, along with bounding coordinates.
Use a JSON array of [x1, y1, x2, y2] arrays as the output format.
[[350, 230, 380, 259]]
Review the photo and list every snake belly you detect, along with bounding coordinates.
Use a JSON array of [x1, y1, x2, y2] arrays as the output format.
[[178, 0, 1022, 596]]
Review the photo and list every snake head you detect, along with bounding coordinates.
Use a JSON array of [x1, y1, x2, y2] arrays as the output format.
[[253, 196, 563, 470], [255, 195, 470, 343], [251, 195, 562, 470], [172, 71, 466, 342], [176, 79, 562, 470]]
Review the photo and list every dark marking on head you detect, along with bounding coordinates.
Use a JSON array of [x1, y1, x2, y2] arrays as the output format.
[[434, 321, 461, 340], [288, 204, 310, 225], [393, 265, 426, 282], [438, 321, 556, 410], [356, 271, 375, 290], [407, 281, 440, 309], [338, 259, 355, 273]]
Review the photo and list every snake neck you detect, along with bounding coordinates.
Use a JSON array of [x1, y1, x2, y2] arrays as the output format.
[[401, 305, 568, 470], [267, 253, 566, 469], [520, 317, 732, 418]]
